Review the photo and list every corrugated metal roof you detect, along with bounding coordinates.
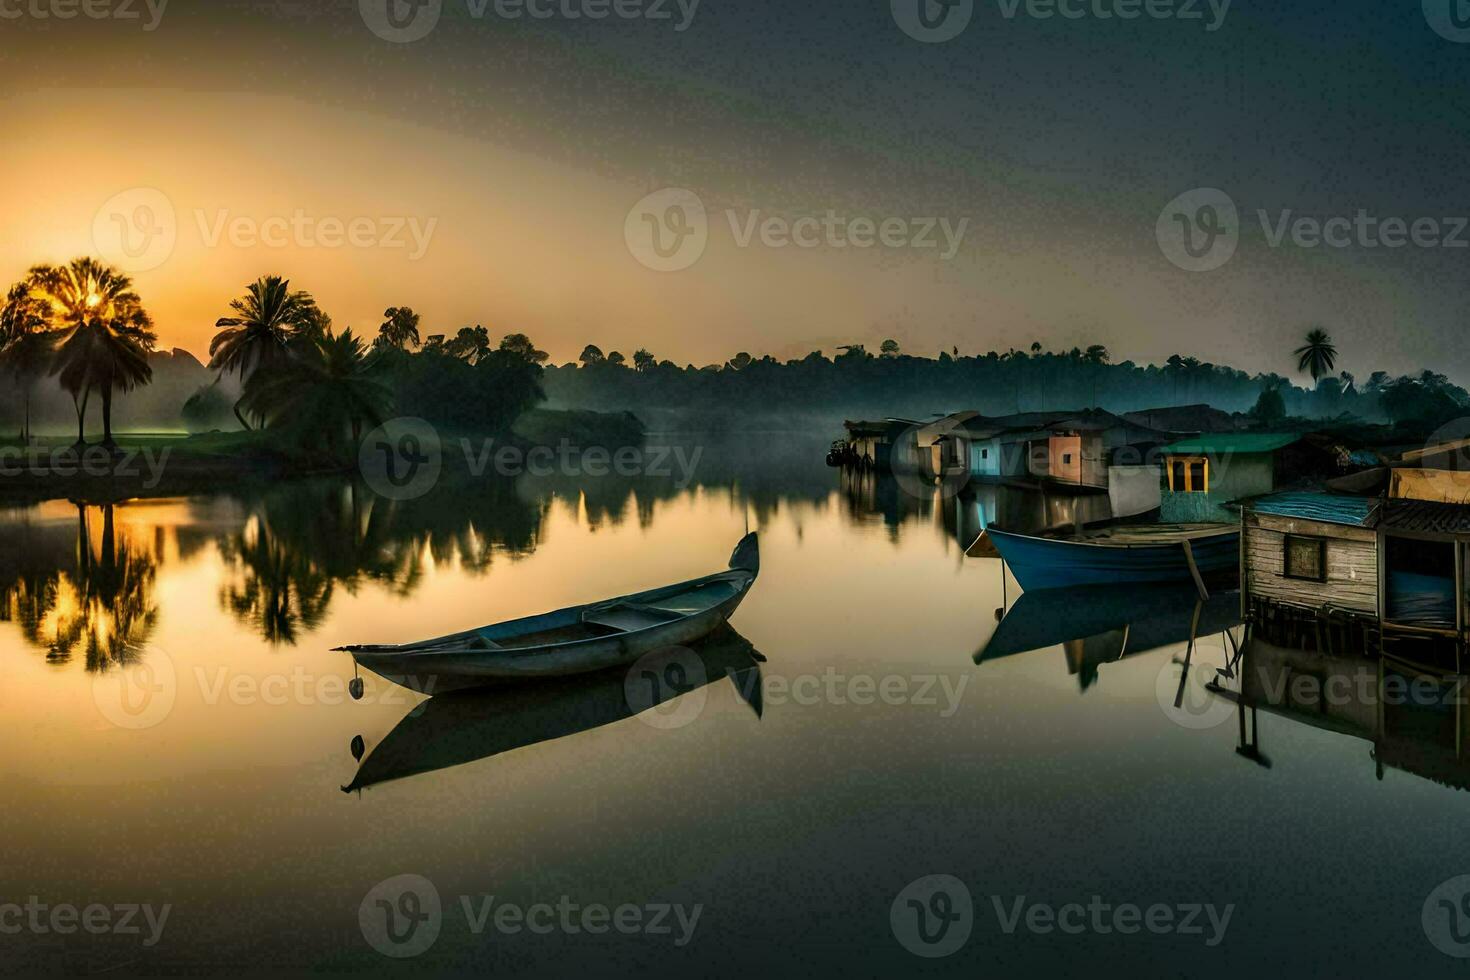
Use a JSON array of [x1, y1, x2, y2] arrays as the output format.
[[1381, 499, 1470, 536], [1248, 492, 1379, 528], [1160, 433, 1302, 455]]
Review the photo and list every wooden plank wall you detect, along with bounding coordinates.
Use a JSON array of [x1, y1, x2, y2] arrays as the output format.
[[1244, 512, 1379, 613]]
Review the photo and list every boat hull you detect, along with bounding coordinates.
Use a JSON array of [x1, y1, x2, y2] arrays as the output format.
[[353, 586, 751, 690], [986, 527, 1240, 592], [343, 533, 761, 691]]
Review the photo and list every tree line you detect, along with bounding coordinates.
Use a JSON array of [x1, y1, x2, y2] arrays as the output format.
[[545, 332, 1469, 435], [0, 258, 547, 453], [4, 263, 1464, 446]]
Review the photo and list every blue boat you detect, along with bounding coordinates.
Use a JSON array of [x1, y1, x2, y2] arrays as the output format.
[[984, 523, 1240, 592]]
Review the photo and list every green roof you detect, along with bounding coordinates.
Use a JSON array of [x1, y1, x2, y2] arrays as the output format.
[[1160, 433, 1302, 455]]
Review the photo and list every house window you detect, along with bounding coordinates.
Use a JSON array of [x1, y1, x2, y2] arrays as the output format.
[[1284, 535, 1327, 582], [1062, 453, 1073, 465], [980, 449, 989, 460], [1166, 456, 1209, 493]]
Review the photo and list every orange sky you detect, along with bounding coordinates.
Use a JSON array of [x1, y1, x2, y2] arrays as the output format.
[[3, 2, 1464, 379]]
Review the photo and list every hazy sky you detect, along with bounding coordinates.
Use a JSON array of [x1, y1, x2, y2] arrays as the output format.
[[2, 0, 1466, 378]]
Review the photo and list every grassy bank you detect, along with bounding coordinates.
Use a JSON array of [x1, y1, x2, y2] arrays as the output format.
[[0, 409, 647, 502]]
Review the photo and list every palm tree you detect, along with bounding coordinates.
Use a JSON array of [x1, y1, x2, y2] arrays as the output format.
[[241, 328, 392, 452], [497, 333, 548, 364], [377, 306, 422, 351], [0, 282, 54, 444], [28, 258, 156, 449], [1293, 328, 1338, 382], [1083, 345, 1110, 406], [210, 276, 321, 429]]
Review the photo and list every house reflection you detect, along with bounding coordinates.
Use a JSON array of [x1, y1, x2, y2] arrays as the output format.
[[1207, 637, 1470, 791]]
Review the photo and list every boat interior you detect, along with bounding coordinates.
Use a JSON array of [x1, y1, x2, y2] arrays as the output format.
[[464, 576, 747, 652]]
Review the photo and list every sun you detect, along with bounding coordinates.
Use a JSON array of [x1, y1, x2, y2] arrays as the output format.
[[86, 293, 102, 308]]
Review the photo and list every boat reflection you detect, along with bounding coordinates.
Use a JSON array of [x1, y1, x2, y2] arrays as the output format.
[[1208, 638, 1470, 790], [343, 626, 766, 793], [980, 584, 1243, 691]]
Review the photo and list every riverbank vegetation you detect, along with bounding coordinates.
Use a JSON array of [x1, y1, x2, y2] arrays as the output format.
[[4, 260, 1466, 461]]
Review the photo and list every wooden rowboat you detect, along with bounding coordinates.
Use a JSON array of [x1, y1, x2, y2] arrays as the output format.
[[343, 626, 766, 792], [335, 533, 759, 691], [984, 523, 1238, 592]]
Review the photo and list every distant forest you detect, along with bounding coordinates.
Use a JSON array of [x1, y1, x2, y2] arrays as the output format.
[[544, 339, 1470, 435], [4, 263, 1466, 443]]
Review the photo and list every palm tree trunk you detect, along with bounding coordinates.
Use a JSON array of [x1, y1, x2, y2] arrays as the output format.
[[72, 389, 90, 447], [101, 385, 116, 448], [232, 397, 253, 431]]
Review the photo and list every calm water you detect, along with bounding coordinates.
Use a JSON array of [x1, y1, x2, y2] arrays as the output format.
[[3, 434, 1469, 976]]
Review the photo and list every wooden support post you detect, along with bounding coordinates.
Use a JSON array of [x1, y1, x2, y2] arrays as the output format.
[[1182, 538, 1210, 602]]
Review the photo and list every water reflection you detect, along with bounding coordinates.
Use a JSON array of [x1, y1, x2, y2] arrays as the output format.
[[1210, 638, 1470, 792], [344, 626, 766, 792], [0, 501, 159, 669], [982, 584, 1243, 691], [0, 436, 1092, 657]]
